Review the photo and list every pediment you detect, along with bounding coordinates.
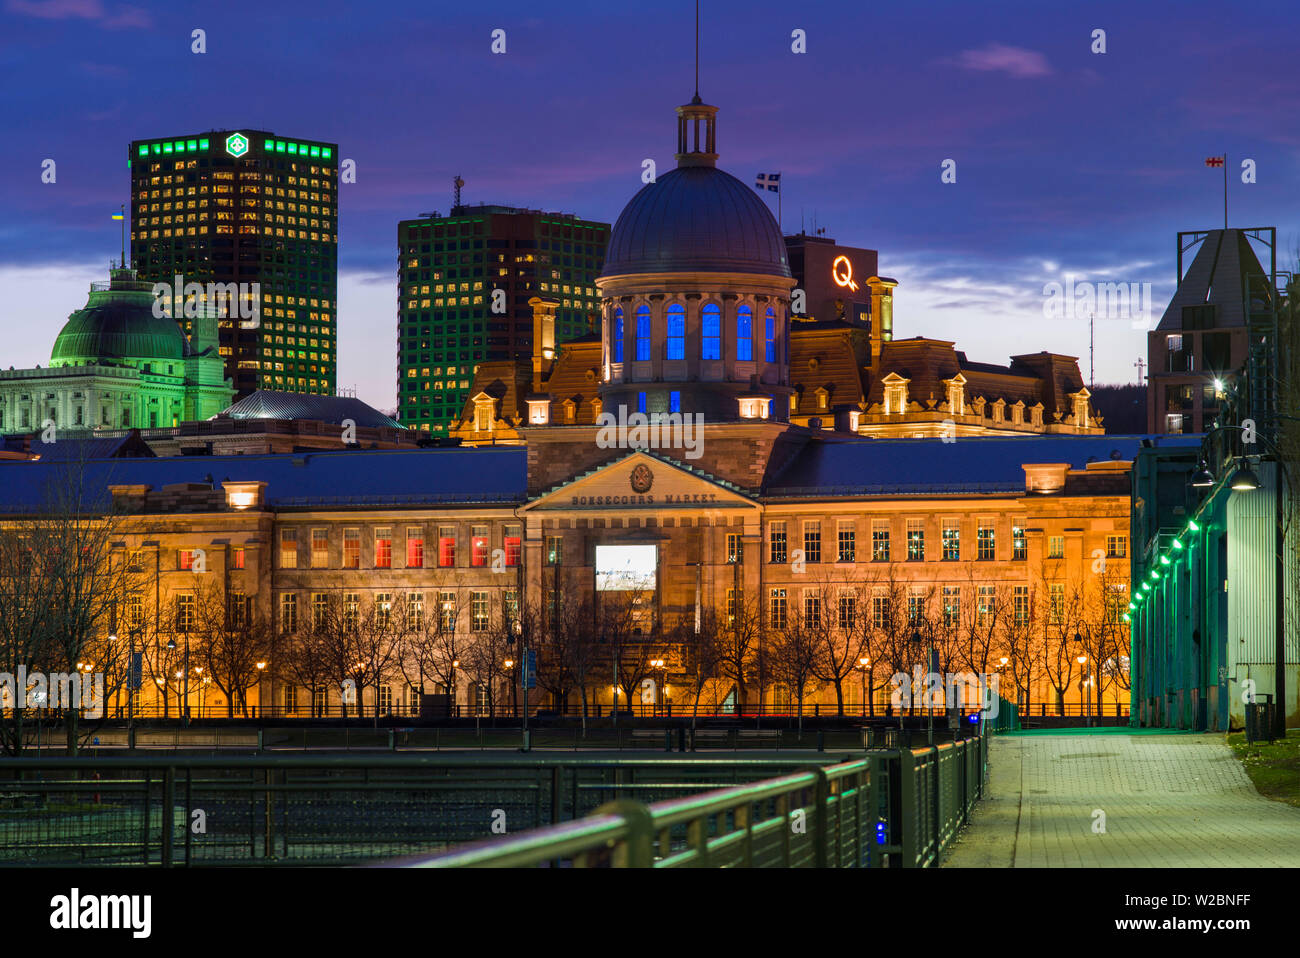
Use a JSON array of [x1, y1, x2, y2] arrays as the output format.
[[522, 451, 757, 513]]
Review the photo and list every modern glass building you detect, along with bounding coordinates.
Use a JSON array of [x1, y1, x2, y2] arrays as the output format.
[[128, 130, 339, 400], [396, 206, 609, 435]]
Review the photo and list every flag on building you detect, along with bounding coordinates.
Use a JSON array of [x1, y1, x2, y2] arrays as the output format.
[[755, 172, 780, 193], [1204, 156, 1225, 168], [110, 212, 124, 220]]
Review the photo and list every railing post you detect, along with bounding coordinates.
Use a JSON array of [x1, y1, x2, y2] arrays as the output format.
[[592, 800, 654, 867], [161, 765, 175, 868], [898, 749, 916, 867], [813, 767, 830, 868]]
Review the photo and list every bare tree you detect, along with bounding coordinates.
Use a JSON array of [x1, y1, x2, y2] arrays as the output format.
[[189, 579, 271, 718]]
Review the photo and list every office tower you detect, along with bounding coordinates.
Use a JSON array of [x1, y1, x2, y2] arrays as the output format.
[[397, 205, 609, 435], [129, 130, 339, 398]]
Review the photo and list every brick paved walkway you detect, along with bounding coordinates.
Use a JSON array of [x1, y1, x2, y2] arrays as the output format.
[[942, 732, 1300, 867]]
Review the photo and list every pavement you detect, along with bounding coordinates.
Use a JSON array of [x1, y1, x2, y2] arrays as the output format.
[[942, 731, 1300, 867]]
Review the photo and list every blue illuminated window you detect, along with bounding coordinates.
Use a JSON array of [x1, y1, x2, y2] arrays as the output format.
[[737, 305, 753, 361], [702, 303, 721, 360], [670, 391, 681, 413], [613, 307, 624, 363], [638, 392, 647, 414], [666, 303, 685, 360], [635, 305, 651, 361], [765, 307, 776, 362]]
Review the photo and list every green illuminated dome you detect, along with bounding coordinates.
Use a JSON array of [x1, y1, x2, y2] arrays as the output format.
[[51, 267, 188, 366]]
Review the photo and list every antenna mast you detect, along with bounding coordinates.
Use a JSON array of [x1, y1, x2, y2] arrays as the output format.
[[694, 0, 699, 99], [453, 175, 464, 212], [1089, 312, 1095, 388]]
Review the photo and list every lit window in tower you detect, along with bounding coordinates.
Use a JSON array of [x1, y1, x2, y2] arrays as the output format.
[[702, 303, 721, 360], [613, 307, 624, 363], [736, 306, 753, 361], [635, 305, 651, 361], [666, 304, 685, 360], [765, 308, 776, 363]]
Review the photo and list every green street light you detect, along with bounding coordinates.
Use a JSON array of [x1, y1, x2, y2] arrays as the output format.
[[1160, 555, 1171, 565], [1172, 538, 1184, 551], [1187, 518, 1201, 533]]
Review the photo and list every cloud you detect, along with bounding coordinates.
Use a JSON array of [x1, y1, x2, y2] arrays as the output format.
[[947, 43, 1052, 79], [6, 0, 151, 28]]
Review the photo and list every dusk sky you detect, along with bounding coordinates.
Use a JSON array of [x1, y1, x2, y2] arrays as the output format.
[[3, 0, 1299, 413]]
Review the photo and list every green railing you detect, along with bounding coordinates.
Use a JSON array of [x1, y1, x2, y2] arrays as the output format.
[[392, 732, 988, 868], [0, 754, 853, 866]]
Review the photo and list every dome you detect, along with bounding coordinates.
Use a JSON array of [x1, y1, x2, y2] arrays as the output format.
[[51, 268, 188, 365], [601, 165, 791, 278]]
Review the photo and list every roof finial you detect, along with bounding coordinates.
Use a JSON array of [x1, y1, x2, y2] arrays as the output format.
[[693, 0, 701, 104]]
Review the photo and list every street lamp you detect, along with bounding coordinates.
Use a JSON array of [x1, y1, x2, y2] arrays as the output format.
[[504, 658, 516, 717], [256, 661, 267, 719], [650, 659, 666, 715], [1076, 654, 1089, 722], [166, 633, 190, 727], [858, 657, 870, 717]]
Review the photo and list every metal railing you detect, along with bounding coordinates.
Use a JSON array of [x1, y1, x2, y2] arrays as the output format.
[[0, 753, 851, 867], [393, 732, 988, 868]]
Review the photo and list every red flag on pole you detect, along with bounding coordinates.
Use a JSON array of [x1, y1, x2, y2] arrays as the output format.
[[1204, 156, 1225, 168]]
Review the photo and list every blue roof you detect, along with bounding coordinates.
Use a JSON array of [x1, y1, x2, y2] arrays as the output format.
[[0, 447, 527, 513], [767, 434, 1205, 497]]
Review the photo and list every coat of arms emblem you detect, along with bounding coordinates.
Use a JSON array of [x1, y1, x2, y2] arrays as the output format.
[[629, 463, 654, 493]]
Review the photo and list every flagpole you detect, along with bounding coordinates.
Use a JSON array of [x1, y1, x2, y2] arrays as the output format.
[[1223, 152, 1228, 230], [120, 203, 126, 268], [778, 175, 782, 234]]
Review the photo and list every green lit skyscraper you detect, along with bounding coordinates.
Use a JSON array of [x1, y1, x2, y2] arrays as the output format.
[[128, 130, 339, 399], [397, 205, 609, 434]]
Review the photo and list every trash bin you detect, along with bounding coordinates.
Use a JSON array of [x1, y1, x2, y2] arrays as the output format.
[[1245, 696, 1275, 744]]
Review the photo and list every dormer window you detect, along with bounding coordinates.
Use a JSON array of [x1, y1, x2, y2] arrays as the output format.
[[473, 397, 494, 433], [882, 373, 910, 416], [1070, 389, 1091, 428], [526, 398, 550, 425], [944, 374, 966, 416]]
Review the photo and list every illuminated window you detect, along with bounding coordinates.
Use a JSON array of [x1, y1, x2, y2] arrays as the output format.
[[942, 586, 960, 627], [178, 549, 196, 571], [666, 304, 685, 360], [546, 535, 562, 565], [471, 591, 489, 631], [769, 588, 788, 629], [977, 522, 995, 561], [726, 533, 742, 564], [471, 526, 489, 566], [1049, 583, 1065, 626], [176, 594, 194, 633], [279, 529, 297, 569], [765, 307, 776, 363], [406, 527, 424, 568], [343, 529, 360, 569], [977, 586, 995, 626], [1013, 585, 1030, 623], [407, 592, 424, 631], [612, 307, 624, 363], [504, 525, 521, 566], [837, 521, 855, 563], [872, 590, 888, 629], [1107, 535, 1127, 558], [770, 522, 787, 564], [1012, 525, 1027, 561], [375, 528, 392, 569], [280, 593, 297, 633], [311, 529, 328, 568], [1048, 535, 1065, 558], [837, 592, 856, 631], [872, 523, 890, 562], [438, 591, 457, 632], [906, 519, 924, 561], [804, 591, 821, 629], [942, 520, 960, 561], [702, 303, 721, 360], [736, 305, 753, 361], [635, 305, 651, 361]]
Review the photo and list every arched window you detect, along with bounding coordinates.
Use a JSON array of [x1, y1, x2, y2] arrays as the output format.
[[635, 304, 651, 362], [701, 303, 721, 360], [736, 305, 753, 361], [765, 307, 777, 362], [612, 307, 624, 364], [666, 303, 685, 360]]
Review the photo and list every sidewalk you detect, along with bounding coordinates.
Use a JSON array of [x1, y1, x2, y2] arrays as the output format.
[[942, 731, 1300, 867]]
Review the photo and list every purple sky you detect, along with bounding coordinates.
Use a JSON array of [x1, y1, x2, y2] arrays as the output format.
[[3, 0, 1299, 412]]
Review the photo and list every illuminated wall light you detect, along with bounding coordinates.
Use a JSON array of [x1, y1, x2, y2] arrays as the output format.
[[1140, 582, 1150, 592], [322, 147, 331, 159], [186, 140, 197, 150], [1187, 518, 1200, 533], [1160, 555, 1171, 566], [276, 142, 286, 152], [1172, 539, 1184, 551], [151, 144, 160, 155], [162, 143, 173, 153], [1122, 613, 1131, 623], [199, 138, 209, 150], [1128, 602, 1136, 611], [138, 145, 149, 157]]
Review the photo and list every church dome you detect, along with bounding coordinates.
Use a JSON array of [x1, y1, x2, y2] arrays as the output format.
[[602, 165, 791, 278], [51, 268, 188, 365]]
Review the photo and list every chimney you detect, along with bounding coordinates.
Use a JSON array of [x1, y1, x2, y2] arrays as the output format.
[[528, 296, 560, 393]]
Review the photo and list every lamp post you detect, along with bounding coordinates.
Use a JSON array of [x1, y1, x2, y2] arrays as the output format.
[[1076, 654, 1089, 724], [255, 661, 267, 719], [504, 658, 516, 717], [650, 659, 666, 716], [858, 657, 870, 717], [166, 632, 190, 727]]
